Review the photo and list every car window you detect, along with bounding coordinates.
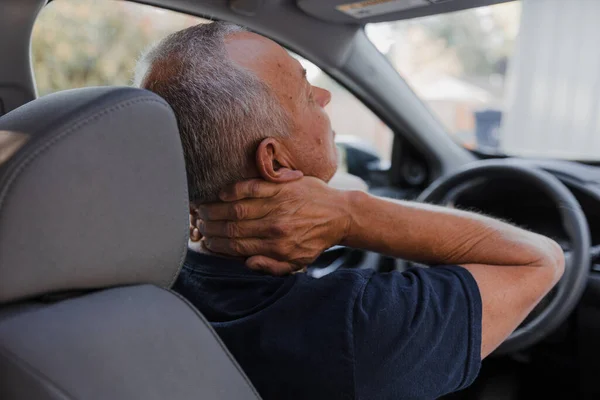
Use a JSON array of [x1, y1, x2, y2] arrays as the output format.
[[366, 1, 600, 161], [31, 0, 208, 95], [366, 2, 521, 155], [32, 0, 393, 164]]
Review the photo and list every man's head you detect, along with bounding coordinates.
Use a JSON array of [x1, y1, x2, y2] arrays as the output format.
[[134, 22, 337, 205]]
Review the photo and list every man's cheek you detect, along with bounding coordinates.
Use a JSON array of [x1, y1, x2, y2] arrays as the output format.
[[333, 146, 340, 165]]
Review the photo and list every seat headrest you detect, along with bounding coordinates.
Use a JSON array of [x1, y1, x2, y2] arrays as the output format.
[[0, 87, 189, 304]]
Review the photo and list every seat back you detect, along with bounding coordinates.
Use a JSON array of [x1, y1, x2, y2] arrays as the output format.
[[0, 87, 260, 399]]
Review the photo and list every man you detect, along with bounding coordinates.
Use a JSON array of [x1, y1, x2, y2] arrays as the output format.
[[135, 22, 564, 400]]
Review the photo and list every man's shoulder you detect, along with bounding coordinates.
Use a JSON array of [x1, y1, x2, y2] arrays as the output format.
[[292, 267, 374, 296]]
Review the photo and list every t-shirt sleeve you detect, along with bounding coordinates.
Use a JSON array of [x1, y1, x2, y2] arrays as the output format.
[[352, 265, 482, 399]]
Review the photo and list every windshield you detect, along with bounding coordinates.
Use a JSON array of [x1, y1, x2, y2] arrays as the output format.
[[32, 0, 394, 164], [366, 1, 600, 161]]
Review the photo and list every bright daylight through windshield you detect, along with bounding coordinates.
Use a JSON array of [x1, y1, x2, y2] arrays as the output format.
[[367, 0, 600, 161], [32, 0, 600, 161]]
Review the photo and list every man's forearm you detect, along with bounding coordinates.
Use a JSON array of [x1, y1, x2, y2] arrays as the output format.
[[341, 190, 557, 268], [197, 178, 565, 358]]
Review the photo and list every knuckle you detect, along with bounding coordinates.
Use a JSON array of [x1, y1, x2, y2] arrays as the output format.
[[281, 223, 293, 236], [231, 240, 243, 254], [249, 181, 260, 197], [225, 222, 238, 238], [270, 223, 287, 237], [275, 242, 294, 259], [232, 203, 246, 220]]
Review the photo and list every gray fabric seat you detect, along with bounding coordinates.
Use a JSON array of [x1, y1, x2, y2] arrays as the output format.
[[0, 87, 261, 400]]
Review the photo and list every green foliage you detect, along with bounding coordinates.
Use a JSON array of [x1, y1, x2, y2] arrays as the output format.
[[32, 0, 204, 96]]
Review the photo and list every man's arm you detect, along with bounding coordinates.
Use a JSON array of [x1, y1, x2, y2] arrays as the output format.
[[196, 177, 565, 358], [344, 190, 564, 358]]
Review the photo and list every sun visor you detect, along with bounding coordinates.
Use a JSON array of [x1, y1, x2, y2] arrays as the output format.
[[297, 0, 511, 24]]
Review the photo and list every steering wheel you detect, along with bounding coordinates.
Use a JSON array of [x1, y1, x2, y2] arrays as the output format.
[[417, 160, 590, 354]]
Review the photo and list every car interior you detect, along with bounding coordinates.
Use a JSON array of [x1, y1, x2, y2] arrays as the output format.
[[2, 0, 600, 399]]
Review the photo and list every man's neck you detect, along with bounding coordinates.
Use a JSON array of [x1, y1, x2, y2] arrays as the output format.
[[187, 239, 308, 274], [187, 239, 208, 254], [187, 239, 246, 262]]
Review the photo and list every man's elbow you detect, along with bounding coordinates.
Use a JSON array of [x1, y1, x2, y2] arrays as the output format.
[[538, 238, 565, 287]]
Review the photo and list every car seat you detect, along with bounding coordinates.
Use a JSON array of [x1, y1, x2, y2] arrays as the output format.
[[0, 86, 261, 400]]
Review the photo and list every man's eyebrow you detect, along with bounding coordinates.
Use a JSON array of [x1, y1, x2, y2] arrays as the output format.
[[302, 68, 307, 79]]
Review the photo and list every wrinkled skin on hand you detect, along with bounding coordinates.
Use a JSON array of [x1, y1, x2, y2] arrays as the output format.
[[193, 177, 352, 275]]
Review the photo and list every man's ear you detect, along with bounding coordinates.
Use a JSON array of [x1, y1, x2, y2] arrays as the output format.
[[256, 138, 303, 183]]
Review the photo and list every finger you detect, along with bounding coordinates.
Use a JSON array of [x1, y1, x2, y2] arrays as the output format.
[[197, 199, 274, 221], [190, 227, 202, 242], [219, 179, 282, 202], [190, 214, 201, 239], [199, 219, 283, 239], [203, 237, 276, 258], [246, 255, 295, 276], [189, 219, 196, 236]]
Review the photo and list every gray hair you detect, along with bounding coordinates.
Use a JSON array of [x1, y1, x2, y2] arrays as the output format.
[[134, 22, 289, 204]]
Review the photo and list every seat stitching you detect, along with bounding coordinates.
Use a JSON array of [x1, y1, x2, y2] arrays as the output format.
[[0, 96, 169, 212], [0, 343, 75, 399], [164, 287, 263, 399]]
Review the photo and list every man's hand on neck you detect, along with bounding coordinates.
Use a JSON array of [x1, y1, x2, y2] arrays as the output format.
[[189, 207, 307, 274]]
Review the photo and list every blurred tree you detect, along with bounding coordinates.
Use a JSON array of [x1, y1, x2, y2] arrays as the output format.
[[419, 7, 518, 77], [32, 0, 205, 95], [33, 0, 519, 96], [32, 0, 394, 160], [370, 2, 521, 82]]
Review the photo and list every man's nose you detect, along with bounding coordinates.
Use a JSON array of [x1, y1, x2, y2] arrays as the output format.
[[314, 87, 332, 108]]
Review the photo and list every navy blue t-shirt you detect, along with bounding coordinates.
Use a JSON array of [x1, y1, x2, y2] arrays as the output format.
[[174, 250, 482, 400]]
